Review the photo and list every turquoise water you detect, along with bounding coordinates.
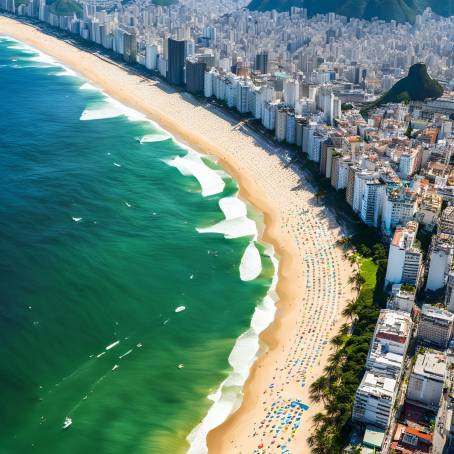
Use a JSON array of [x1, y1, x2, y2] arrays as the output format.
[[0, 37, 274, 453]]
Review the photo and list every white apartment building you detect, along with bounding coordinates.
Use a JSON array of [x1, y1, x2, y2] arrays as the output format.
[[381, 188, 417, 236], [385, 221, 423, 287], [353, 171, 377, 214], [352, 372, 399, 430], [366, 309, 412, 379], [426, 235, 454, 291], [417, 304, 454, 349], [330, 155, 351, 190], [203, 70, 214, 98], [285, 111, 296, 144], [407, 351, 447, 410], [302, 122, 316, 157], [262, 101, 277, 131], [399, 151, 418, 179], [236, 80, 250, 114], [283, 78, 299, 108], [387, 284, 416, 313], [275, 108, 287, 142], [360, 179, 385, 228], [225, 79, 238, 109]]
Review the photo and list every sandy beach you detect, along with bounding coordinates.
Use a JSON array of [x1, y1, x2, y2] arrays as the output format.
[[0, 15, 355, 454]]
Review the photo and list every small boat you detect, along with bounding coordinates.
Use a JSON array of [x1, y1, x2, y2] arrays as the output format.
[[62, 417, 72, 429]]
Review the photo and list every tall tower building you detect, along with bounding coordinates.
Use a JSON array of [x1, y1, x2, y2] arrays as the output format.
[[255, 52, 268, 74], [186, 59, 206, 94], [167, 38, 186, 86]]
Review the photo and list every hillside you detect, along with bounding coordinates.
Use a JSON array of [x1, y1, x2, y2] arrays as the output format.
[[247, 0, 454, 23], [47, 0, 82, 16], [360, 63, 443, 116]]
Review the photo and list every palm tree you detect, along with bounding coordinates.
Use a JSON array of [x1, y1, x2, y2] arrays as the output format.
[[341, 299, 357, 320], [309, 376, 328, 404], [324, 361, 341, 377], [353, 273, 366, 291], [340, 322, 351, 335], [312, 412, 328, 429], [348, 272, 365, 292], [330, 333, 344, 349], [328, 349, 346, 365], [347, 253, 358, 266]]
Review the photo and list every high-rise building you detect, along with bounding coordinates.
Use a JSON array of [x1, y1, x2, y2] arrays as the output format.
[[360, 179, 385, 227], [255, 52, 268, 74], [381, 187, 417, 236], [425, 234, 454, 291], [385, 221, 423, 287], [417, 304, 454, 348], [186, 58, 206, 94], [365, 310, 412, 379], [167, 38, 186, 86], [445, 269, 454, 312], [283, 79, 299, 108], [275, 108, 288, 142], [123, 31, 137, 64], [352, 371, 398, 429], [387, 284, 416, 313], [236, 80, 250, 113], [438, 206, 454, 236], [407, 351, 447, 410]]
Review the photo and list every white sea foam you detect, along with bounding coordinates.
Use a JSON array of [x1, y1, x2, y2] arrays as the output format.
[[79, 82, 98, 91], [196, 197, 257, 239], [119, 349, 132, 359], [54, 67, 77, 77], [80, 96, 149, 122], [187, 244, 279, 454], [105, 340, 120, 350], [80, 98, 125, 121], [165, 150, 225, 197], [29, 53, 58, 67], [139, 133, 171, 144], [239, 241, 262, 281], [8, 44, 35, 54]]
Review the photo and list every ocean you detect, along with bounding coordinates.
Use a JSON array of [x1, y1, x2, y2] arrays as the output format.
[[0, 36, 276, 453]]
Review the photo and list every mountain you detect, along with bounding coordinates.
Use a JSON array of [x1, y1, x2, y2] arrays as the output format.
[[47, 0, 82, 16], [247, 0, 454, 23], [361, 63, 443, 116]]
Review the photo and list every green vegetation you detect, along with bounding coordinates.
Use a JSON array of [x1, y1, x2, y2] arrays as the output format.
[[47, 0, 82, 16], [308, 251, 385, 453], [341, 103, 353, 111], [247, 0, 454, 23], [361, 63, 443, 118], [293, 153, 387, 453], [400, 283, 416, 292], [405, 122, 413, 139]]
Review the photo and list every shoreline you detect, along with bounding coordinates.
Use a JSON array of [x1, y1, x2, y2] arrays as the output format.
[[0, 15, 355, 454]]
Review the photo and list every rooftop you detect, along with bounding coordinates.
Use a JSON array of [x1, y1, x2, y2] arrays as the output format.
[[421, 304, 454, 322], [413, 351, 447, 381], [359, 371, 398, 398]]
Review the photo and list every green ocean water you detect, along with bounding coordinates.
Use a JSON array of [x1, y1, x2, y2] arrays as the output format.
[[0, 37, 275, 453]]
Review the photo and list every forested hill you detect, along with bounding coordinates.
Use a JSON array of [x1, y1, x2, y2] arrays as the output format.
[[247, 0, 454, 23]]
